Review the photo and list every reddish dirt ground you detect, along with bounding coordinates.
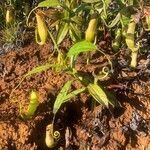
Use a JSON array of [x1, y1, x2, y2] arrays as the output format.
[[0, 41, 150, 150]]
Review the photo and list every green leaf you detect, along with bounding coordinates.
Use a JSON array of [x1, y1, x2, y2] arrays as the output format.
[[71, 16, 82, 26], [56, 23, 69, 45], [67, 41, 97, 57], [10, 63, 62, 99], [53, 81, 85, 114], [69, 23, 81, 42], [121, 14, 131, 28], [53, 80, 72, 114], [107, 13, 121, 28], [120, 6, 135, 26], [38, 0, 60, 7], [75, 3, 90, 14], [24, 64, 60, 78], [104, 0, 112, 6], [87, 83, 114, 106], [115, 0, 125, 7], [82, 0, 100, 3], [128, 0, 134, 5], [63, 87, 86, 102]]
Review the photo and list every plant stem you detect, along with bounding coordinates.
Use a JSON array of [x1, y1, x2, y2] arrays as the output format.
[[48, 30, 59, 52]]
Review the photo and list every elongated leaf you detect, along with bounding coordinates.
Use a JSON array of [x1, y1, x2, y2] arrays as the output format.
[[87, 83, 115, 106], [53, 80, 72, 114], [69, 23, 81, 42], [82, 0, 100, 3], [75, 3, 90, 14], [71, 16, 82, 25], [38, 0, 60, 7], [53, 81, 85, 114], [63, 87, 86, 102], [115, 0, 125, 7], [56, 23, 69, 45], [67, 41, 97, 57], [104, 0, 112, 6], [121, 14, 131, 27], [64, 0, 71, 8], [10, 63, 62, 98], [24, 63, 60, 77], [120, 6, 134, 27], [108, 13, 121, 28]]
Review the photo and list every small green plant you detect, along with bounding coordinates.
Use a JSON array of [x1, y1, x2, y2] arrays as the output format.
[[0, 0, 33, 46], [45, 80, 85, 148], [11, 39, 116, 107], [53, 80, 86, 115], [44, 40, 117, 147], [0, 23, 18, 44], [0, 3, 16, 44], [5, 0, 32, 19], [27, 0, 83, 45], [6, 1, 150, 148]]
